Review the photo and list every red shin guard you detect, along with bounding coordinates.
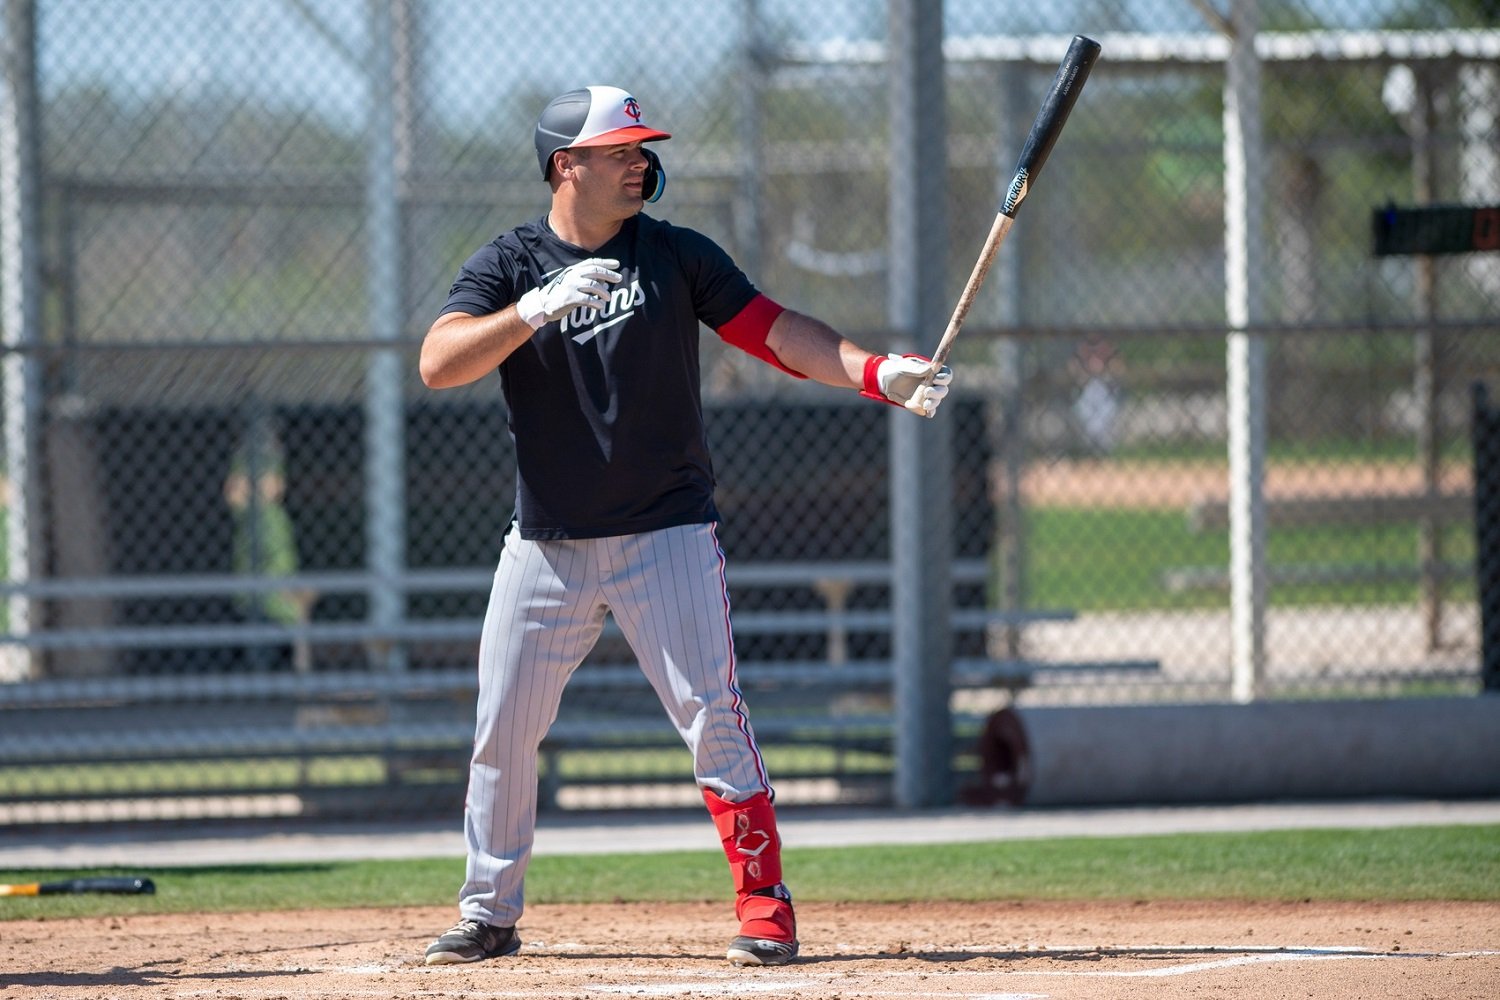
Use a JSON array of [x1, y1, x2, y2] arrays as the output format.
[[702, 789, 796, 942], [703, 789, 783, 893]]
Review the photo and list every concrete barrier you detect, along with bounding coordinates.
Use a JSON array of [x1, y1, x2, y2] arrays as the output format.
[[1016, 696, 1500, 806]]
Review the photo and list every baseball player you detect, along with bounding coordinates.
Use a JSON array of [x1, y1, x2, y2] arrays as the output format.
[[419, 85, 952, 969]]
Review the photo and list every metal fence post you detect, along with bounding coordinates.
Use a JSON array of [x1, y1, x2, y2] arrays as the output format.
[[1224, 0, 1269, 703], [0, 0, 42, 682], [1475, 382, 1500, 692], [363, 0, 408, 673], [991, 61, 1029, 660], [888, 0, 953, 807], [1412, 67, 1446, 652], [735, 0, 766, 280]]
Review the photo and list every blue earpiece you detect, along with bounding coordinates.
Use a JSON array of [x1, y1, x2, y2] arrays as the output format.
[[643, 147, 666, 203]]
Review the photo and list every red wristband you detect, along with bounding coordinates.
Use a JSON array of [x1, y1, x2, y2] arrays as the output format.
[[858, 354, 895, 405], [860, 352, 933, 406]]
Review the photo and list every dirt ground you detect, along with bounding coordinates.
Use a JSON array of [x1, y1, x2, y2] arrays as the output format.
[[1015, 456, 1472, 508], [4, 899, 1497, 999]]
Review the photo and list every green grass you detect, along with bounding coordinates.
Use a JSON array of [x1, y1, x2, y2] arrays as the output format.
[[1024, 507, 1476, 612], [2, 824, 1495, 921], [553, 744, 893, 779], [0, 744, 896, 798], [0, 756, 388, 797]]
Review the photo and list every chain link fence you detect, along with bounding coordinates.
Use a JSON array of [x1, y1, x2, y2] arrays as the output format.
[[1, 0, 1497, 823]]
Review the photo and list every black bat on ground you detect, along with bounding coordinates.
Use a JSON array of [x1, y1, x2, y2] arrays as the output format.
[[928, 34, 1102, 374], [0, 876, 155, 896]]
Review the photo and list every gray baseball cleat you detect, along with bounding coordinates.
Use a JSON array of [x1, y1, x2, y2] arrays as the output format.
[[424, 918, 521, 965], [726, 934, 800, 966]]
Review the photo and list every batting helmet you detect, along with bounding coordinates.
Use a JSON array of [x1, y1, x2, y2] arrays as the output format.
[[534, 86, 671, 202]]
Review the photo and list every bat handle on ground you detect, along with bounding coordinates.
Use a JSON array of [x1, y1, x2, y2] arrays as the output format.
[[0, 876, 156, 896], [56, 876, 156, 895]]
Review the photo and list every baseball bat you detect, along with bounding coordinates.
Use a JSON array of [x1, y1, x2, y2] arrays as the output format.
[[0, 876, 155, 896], [928, 34, 1102, 373]]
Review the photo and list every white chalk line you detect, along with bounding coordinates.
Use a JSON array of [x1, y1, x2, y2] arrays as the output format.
[[177, 991, 1047, 1000], [590, 980, 817, 996], [1017, 946, 1500, 979], [161, 944, 1500, 999]]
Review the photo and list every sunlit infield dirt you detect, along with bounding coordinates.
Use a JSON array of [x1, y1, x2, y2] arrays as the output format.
[[6, 899, 1498, 999]]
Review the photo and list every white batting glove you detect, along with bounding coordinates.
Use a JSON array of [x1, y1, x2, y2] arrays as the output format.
[[862, 353, 953, 418], [516, 258, 622, 329]]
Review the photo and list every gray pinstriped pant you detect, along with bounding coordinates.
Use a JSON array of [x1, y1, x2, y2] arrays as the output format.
[[458, 521, 773, 926]]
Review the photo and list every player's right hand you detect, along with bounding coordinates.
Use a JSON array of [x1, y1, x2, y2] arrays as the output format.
[[516, 258, 622, 329], [876, 353, 952, 418]]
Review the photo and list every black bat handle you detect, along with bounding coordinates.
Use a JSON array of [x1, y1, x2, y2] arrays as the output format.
[[43, 876, 156, 895]]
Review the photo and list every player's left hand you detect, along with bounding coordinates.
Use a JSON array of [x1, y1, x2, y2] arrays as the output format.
[[516, 258, 622, 330], [874, 353, 952, 418]]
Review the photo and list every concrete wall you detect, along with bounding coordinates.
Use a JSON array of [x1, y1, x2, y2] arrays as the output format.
[[1016, 696, 1500, 806]]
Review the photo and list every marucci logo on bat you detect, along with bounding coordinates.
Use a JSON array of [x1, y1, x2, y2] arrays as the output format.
[[562, 277, 646, 344]]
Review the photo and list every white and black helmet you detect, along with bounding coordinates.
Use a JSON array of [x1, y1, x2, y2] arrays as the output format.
[[533, 85, 671, 202]]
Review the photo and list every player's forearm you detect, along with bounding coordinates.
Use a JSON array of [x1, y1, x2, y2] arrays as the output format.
[[419, 309, 535, 389], [763, 309, 872, 390]]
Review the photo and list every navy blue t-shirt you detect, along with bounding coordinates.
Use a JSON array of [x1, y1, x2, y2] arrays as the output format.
[[439, 213, 758, 540]]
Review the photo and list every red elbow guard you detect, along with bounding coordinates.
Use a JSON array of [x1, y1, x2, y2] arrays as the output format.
[[716, 294, 806, 379]]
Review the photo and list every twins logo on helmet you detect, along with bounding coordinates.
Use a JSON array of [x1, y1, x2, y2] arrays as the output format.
[[533, 85, 671, 201]]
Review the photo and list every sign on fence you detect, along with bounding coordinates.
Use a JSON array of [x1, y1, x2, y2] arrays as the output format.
[[1373, 203, 1500, 256]]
